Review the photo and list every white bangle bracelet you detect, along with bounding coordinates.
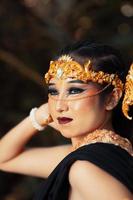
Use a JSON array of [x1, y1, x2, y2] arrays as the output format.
[[29, 107, 45, 131]]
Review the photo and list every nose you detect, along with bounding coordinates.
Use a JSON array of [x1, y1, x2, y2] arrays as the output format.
[[56, 98, 69, 113]]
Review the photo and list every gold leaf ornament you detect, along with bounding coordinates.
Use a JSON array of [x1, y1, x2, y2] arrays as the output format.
[[45, 55, 123, 92], [122, 63, 133, 120]]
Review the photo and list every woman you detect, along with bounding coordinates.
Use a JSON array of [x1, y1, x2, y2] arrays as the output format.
[[0, 41, 133, 200]]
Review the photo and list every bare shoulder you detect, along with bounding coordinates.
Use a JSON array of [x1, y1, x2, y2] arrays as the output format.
[[69, 160, 132, 200]]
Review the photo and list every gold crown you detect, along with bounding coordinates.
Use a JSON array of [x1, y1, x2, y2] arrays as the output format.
[[45, 55, 123, 91]]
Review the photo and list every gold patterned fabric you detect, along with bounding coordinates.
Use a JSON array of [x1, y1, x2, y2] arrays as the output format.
[[72, 129, 133, 156]]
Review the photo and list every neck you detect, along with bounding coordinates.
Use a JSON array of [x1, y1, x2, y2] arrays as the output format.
[[71, 115, 114, 148]]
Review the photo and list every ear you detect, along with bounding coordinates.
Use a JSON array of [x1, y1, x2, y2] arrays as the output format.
[[105, 88, 122, 111]]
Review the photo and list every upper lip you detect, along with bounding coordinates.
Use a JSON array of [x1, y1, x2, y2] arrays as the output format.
[[57, 117, 73, 120]]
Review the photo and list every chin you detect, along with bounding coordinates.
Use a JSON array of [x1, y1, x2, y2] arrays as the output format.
[[59, 130, 76, 138], [60, 129, 85, 139], [60, 132, 73, 139]]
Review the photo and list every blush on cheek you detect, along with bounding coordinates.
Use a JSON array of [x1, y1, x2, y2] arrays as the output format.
[[71, 97, 96, 112]]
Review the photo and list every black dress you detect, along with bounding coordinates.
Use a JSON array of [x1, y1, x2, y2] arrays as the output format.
[[34, 143, 133, 200]]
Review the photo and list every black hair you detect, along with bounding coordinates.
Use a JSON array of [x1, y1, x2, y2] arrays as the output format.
[[58, 41, 133, 142]]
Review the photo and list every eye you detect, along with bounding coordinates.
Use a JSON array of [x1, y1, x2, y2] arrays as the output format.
[[48, 88, 58, 95], [68, 87, 85, 95]]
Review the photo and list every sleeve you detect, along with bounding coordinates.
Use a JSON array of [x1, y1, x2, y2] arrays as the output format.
[[34, 143, 133, 200]]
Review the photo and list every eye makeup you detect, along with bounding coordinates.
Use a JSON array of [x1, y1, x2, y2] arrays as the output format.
[[48, 86, 86, 96]]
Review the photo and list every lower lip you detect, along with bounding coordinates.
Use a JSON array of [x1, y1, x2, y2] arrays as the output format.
[[58, 119, 73, 124]]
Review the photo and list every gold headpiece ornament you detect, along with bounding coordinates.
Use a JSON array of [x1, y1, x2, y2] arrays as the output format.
[[45, 55, 123, 89], [45, 55, 133, 120], [122, 64, 133, 120]]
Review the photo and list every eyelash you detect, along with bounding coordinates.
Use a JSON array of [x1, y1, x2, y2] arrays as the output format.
[[48, 88, 58, 96], [48, 87, 85, 96], [69, 88, 85, 94]]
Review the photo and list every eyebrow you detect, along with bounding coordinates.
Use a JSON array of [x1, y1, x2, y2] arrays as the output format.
[[68, 80, 85, 84], [48, 80, 85, 86]]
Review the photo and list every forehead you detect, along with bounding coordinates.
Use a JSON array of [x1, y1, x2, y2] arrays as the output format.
[[48, 78, 100, 88], [49, 78, 84, 84]]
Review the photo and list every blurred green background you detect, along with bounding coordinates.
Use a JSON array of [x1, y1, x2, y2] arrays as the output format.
[[0, 0, 133, 199]]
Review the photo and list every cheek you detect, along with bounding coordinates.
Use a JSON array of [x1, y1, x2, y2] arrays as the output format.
[[72, 97, 105, 128], [71, 97, 98, 114], [48, 99, 55, 116]]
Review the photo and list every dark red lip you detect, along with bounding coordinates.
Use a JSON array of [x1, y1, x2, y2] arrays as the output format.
[[57, 117, 73, 124]]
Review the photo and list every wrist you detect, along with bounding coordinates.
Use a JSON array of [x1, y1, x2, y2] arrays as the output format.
[[29, 107, 53, 131], [29, 108, 45, 131]]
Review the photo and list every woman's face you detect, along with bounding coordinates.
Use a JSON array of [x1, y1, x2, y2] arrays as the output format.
[[48, 78, 108, 138]]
